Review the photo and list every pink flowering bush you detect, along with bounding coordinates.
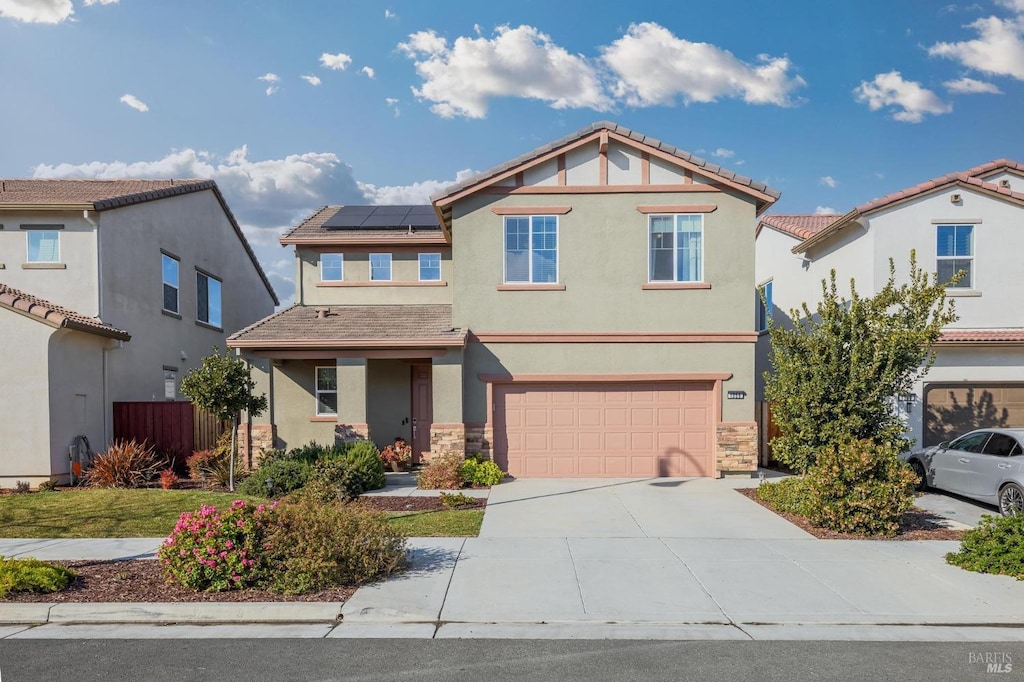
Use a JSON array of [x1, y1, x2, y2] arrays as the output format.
[[158, 500, 277, 591]]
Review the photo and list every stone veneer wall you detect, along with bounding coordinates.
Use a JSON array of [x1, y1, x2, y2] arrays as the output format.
[[465, 424, 493, 459], [238, 423, 276, 468], [430, 423, 466, 458], [336, 423, 370, 443], [715, 422, 758, 475]]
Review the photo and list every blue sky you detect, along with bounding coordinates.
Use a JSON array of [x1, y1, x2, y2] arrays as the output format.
[[2, 0, 1022, 301]]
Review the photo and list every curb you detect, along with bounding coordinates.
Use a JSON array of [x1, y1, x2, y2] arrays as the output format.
[[0, 602, 344, 625]]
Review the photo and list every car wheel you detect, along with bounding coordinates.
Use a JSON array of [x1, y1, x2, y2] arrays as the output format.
[[909, 459, 927, 492], [999, 483, 1024, 517]]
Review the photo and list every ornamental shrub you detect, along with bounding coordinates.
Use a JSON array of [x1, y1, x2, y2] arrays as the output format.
[[85, 439, 163, 488], [0, 557, 75, 598], [159, 468, 180, 490], [344, 441, 385, 491], [440, 491, 477, 509], [802, 438, 918, 537], [947, 514, 1024, 579], [263, 498, 406, 594], [417, 453, 465, 490], [158, 500, 276, 591], [461, 458, 504, 487], [187, 432, 233, 489], [236, 458, 311, 499], [756, 476, 808, 516]]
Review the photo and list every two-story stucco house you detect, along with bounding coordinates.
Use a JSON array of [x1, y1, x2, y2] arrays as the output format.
[[755, 159, 1024, 454], [230, 122, 779, 478], [0, 179, 278, 486]]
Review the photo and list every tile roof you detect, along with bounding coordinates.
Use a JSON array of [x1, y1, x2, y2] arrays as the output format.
[[430, 120, 781, 204], [0, 179, 279, 306], [938, 329, 1024, 344], [228, 304, 465, 348], [280, 205, 445, 244], [0, 282, 130, 340], [759, 214, 841, 240]]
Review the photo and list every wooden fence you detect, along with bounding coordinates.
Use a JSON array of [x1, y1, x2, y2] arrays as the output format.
[[112, 401, 229, 465]]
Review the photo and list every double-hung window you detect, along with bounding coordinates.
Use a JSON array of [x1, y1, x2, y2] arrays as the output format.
[[936, 224, 973, 288], [504, 216, 558, 284], [320, 253, 343, 282], [196, 270, 222, 328], [649, 214, 703, 282], [419, 253, 441, 281], [162, 253, 180, 314], [315, 366, 337, 416], [26, 230, 60, 263], [370, 253, 392, 281], [757, 280, 773, 332]]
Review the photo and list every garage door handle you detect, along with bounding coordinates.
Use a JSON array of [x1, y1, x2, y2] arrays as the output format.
[[958, 458, 970, 464]]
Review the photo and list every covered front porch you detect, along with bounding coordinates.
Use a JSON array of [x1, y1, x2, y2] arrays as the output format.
[[227, 304, 468, 463]]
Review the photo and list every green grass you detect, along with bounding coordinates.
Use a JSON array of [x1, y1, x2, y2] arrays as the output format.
[[0, 489, 257, 538], [385, 509, 484, 537]]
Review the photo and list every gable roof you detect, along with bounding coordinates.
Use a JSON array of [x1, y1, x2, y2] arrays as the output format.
[[429, 121, 781, 232], [0, 179, 279, 305], [280, 205, 447, 246], [0, 282, 131, 341], [757, 214, 840, 241]]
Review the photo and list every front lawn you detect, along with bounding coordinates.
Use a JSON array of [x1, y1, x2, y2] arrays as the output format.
[[383, 509, 484, 537]]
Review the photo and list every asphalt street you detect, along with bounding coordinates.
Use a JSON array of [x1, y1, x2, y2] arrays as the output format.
[[1, 639, 1022, 682]]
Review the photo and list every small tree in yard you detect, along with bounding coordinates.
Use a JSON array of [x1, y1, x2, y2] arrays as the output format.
[[765, 251, 958, 473], [180, 348, 268, 491]]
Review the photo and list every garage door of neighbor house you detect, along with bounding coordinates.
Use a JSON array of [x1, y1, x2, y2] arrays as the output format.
[[924, 383, 1024, 446], [494, 382, 715, 478]]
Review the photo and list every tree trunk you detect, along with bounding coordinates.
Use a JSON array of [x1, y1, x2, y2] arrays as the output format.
[[229, 416, 238, 492]]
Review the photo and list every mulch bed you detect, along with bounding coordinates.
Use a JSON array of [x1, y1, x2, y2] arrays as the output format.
[[736, 487, 967, 541], [356, 495, 486, 512], [1, 560, 357, 603]]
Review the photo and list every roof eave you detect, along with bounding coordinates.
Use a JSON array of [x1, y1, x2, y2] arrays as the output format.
[[227, 335, 467, 350], [0, 203, 95, 211], [279, 235, 449, 246]]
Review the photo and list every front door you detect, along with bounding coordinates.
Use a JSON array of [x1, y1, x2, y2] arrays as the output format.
[[411, 364, 433, 463]]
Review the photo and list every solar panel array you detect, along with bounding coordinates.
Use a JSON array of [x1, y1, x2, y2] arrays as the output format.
[[323, 205, 439, 230]]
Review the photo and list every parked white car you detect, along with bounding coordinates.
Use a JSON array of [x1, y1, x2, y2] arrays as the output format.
[[903, 428, 1024, 516]]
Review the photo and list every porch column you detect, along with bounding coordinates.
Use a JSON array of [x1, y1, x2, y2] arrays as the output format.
[[430, 348, 465, 457], [336, 358, 370, 443]]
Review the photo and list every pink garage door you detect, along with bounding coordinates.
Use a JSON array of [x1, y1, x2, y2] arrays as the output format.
[[494, 382, 715, 478]]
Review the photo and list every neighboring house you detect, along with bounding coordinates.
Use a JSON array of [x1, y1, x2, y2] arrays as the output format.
[[755, 159, 1024, 455], [230, 121, 779, 478], [0, 179, 278, 486]]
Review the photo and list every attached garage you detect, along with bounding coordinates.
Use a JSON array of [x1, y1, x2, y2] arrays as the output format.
[[493, 381, 715, 478], [924, 383, 1024, 446]]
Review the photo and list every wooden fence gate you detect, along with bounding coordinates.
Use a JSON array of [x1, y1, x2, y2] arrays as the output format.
[[112, 401, 228, 465]]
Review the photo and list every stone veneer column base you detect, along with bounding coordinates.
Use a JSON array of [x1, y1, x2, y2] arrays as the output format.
[[238, 423, 276, 468], [336, 423, 370, 444], [431, 423, 467, 459], [716, 422, 758, 477], [465, 424, 494, 460]]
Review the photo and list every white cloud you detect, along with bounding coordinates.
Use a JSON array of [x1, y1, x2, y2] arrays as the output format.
[[359, 169, 475, 204], [320, 52, 353, 70], [815, 206, 838, 215], [119, 94, 149, 113], [83, 0, 118, 4], [712, 148, 735, 159], [818, 175, 838, 188], [300, 74, 321, 86], [361, 66, 375, 79], [399, 25, 610, 118], [0, 0, 73, 23], [385, 97, 400, 117], [601, 22, 806, 107], [853, 71, 952, 123], [928, 15, 1024, 80], [944, 76, 1003, 93], [257, 72, 279, 83], [384, 8, 396, 19], [999, 0, 1024, 12]]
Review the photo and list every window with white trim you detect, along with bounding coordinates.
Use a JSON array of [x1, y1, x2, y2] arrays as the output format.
[[369, 253, 392, 281], [26, 230, 60, 263], [936, 224, 973, 288], [419, 253, 441, 281], [315, 366, 337, 416], [504, 216, 558, 284], [196, 271, 222, 328], [757, 280, 773, 332], [320, 253, 343, 282], [649, 214, 703, 282], [162, 253, 179, 314]]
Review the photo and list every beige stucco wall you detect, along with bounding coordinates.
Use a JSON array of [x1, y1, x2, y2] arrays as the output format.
[[47, 328, 108, 481], [367, 359, 412, 447], [451, 190, 759, 333], [266, 360, 337, 450], [433, 348, 464, 423], [463, 341, 754, 425], [0, 210, 99, 316], [0, 312, 55, 486], [297, 245, 453, 306]]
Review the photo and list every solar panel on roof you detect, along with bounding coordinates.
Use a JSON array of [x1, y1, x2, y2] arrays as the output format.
[[407, 215, 440, 227], [407, 205, 436, 215], [322, 204, 438, 230], [361, 214, 406, 227], [374, 205, 413, 215]]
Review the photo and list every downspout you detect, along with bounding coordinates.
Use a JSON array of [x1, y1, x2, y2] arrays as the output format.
[[83, 210, 101, 317], [84, 209, 114, 447]]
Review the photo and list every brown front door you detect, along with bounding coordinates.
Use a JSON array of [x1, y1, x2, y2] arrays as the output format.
[[411, 364, 433, 463]]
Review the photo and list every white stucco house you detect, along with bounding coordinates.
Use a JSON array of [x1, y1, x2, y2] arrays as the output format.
[[755, 159, 1024, 454], [0, 179, 278, 486]]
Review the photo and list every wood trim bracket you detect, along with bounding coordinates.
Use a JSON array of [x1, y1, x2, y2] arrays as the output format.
[[636, 205, 717, 214]]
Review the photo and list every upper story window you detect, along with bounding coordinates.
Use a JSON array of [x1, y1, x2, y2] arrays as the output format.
[[26, 230, 60, 263], [937, 224, 973, 288], [320, 253, 343, 282], [196, 270, 222, 329], [162, 253, 180, 314], [419, 253, 441, 281], [315, 366, 338, 416], [649, 214, 703, 283], [370, 253, 392, 281], [757, 280, 773, 332], [504, 216, 558, 284]]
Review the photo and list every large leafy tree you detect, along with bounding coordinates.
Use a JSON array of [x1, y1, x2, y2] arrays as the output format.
[[765, 252, 958, 473], [181, 348, 268, 491]]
